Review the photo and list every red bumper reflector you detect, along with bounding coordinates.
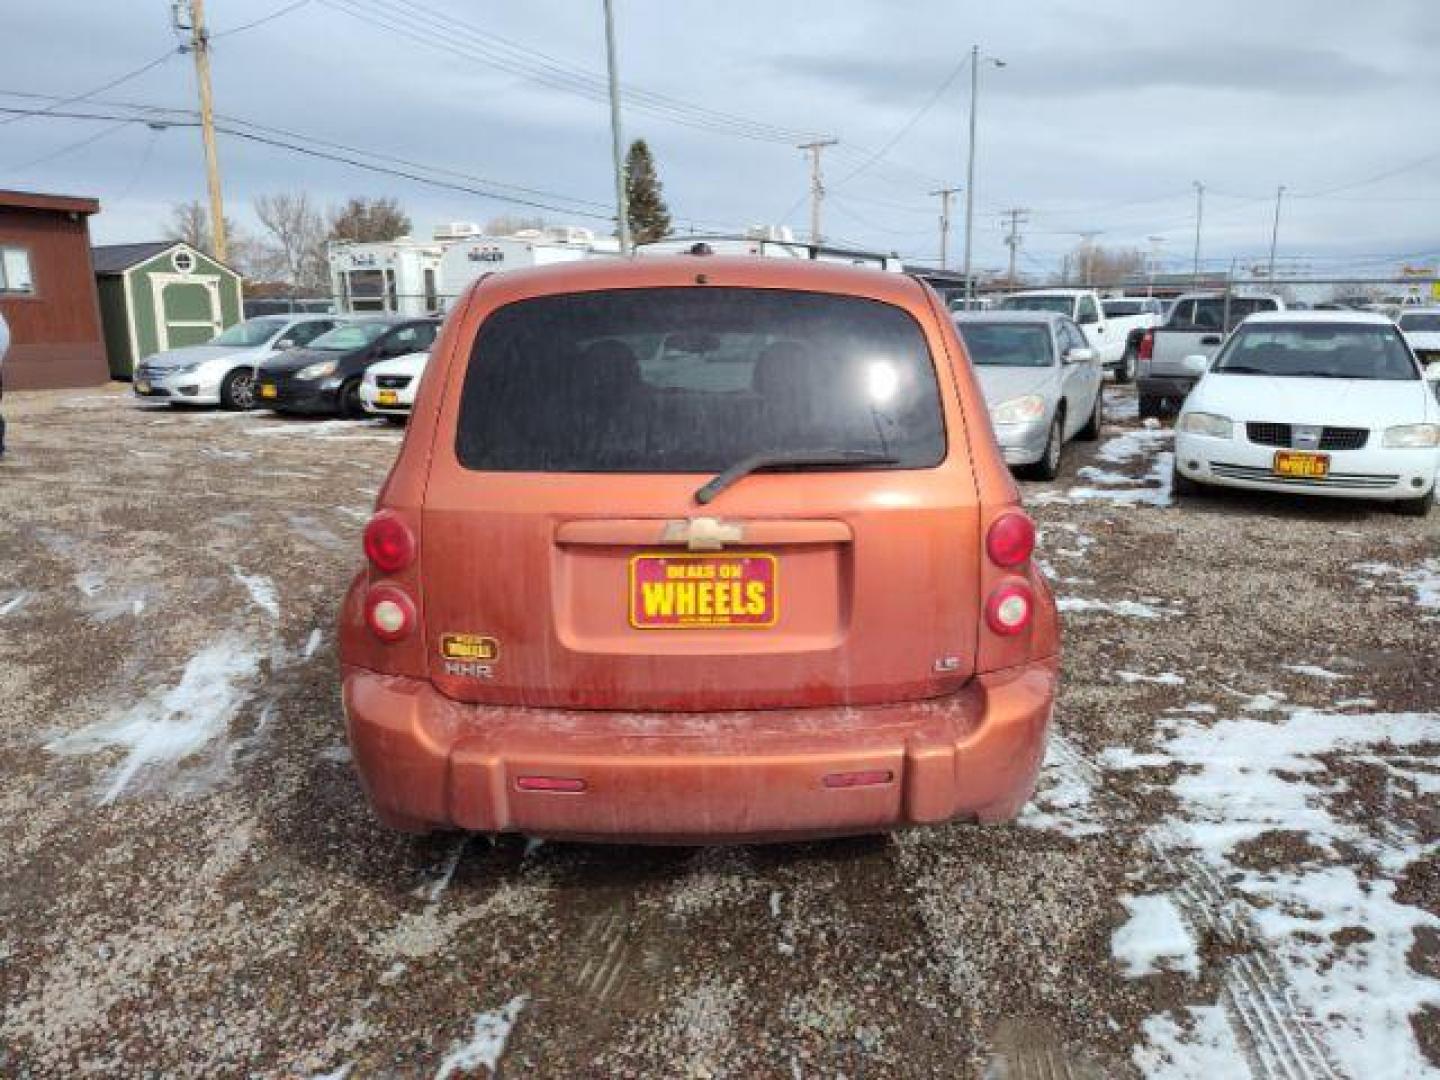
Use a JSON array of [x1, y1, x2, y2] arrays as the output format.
[[822, 769, 894, 789], [516, 776, 587, 793]]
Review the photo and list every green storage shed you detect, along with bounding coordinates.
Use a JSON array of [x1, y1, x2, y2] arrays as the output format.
[[93, 240, 243, 378]]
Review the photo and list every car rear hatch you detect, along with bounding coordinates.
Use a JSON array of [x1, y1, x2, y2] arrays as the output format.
[[418, 285, 981, 712]]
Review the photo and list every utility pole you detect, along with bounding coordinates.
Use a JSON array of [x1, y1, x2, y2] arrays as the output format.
[[962, 47, 1006, 301], [178, 0, 227, 262], [930, 186, 959, 269], [1191, 180, 1205, 285], [1001, 208, 1029, 283], [601, 0, 631, 255], [1146, 234, 1165, 297], [798, 139, 838, 245], [1267, 184, 1286, 282]]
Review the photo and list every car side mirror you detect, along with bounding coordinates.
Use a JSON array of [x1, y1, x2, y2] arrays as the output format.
[[1065, 347, 1097, 365], [1182, 354, 1210, 376], [1425, 361, 1440, 382]]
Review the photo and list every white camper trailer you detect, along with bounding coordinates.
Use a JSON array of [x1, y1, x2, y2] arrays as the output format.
[[329, 238, 444, 316], [435, 227, 619, 305]]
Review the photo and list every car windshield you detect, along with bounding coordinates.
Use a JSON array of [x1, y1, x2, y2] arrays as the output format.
[[957, 324, 1053, 368], [455, 288, 946, 473], [309, 323, 391, 350], [209, 317, 288, 347], [1399, 312, 1440, 333], [1102, 301, 1143, 317], [997, 295, 1074, 315], [1212, 324, 1418, 380], [1168, 297, 1276, 332]]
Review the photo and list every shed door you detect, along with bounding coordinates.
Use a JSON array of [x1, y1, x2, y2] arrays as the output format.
[[150, 272, 223, 350]]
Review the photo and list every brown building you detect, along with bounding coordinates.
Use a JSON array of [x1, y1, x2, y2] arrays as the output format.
[[0, 189, 107, 389]]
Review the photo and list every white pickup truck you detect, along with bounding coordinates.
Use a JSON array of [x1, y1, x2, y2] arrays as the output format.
[[996, 289, 1135, 382], [1136, 291, 1286, 418], [1101, 296, 1166, 376]]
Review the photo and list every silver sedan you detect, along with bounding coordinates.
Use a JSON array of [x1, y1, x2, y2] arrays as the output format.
[[954, 311, 1104, 479]]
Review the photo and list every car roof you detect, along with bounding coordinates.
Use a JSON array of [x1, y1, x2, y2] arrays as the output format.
[[1241, 310, 1395, 326], [467, 254, 929, 306], [953, 310, 1065, 325]]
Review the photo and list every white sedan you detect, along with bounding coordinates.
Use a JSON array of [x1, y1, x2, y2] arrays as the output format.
[[359, 350, 429, 419], [1174, 311, 1440, 516]]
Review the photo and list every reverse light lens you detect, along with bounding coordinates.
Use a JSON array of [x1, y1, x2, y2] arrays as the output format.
[[1179, 411, 1233, 438], [364, 512, 416, 573], [364, 585, 415, 641], [297, 360, 337, 380], [986, 511, 1036, 568], [985, 582, 1035, 636], [991, 394, 1047, 425], [1383, 423, 1440, 448]]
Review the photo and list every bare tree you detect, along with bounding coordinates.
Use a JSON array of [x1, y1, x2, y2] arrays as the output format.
[[165, 200, 239, 260], [1063, 241, 1147, 287], [253, 192, 327, 290], [328, 196, 411, 243], [484, 213, 550, 236]]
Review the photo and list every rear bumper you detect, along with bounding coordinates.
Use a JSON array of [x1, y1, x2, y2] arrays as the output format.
[[341, 657, 1058, 843], [1137, 374, 1197, 400]]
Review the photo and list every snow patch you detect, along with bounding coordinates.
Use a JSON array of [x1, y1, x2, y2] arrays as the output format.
[[46, 638, 261, 802], [1112, 894, 1198, 976], [1132, 1006, 1246, 1078], [0, 590, 32, 617], [1284, 663, 1346, 681], [1057, 596, 1174, 619], [1352, 559, 1440, 611], [1018, 739, 1105, 837], [303, 628, 325, 658], [1118, 671, 1186, 686], [233, 569, 280, 619], [434, 995, 526, 1080]]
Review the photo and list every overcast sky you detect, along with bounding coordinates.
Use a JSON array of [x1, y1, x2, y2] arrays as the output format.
[[3, 0, 1438, 279]]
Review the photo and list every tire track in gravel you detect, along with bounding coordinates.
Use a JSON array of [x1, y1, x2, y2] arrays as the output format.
[[1049, 734, 1344, 1080]]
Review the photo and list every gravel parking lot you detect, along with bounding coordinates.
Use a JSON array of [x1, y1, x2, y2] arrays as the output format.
[[1, 384, 1436, 1078]]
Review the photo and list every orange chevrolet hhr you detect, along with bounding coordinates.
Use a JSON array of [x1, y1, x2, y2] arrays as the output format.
[[339, 255, 1059, 842]]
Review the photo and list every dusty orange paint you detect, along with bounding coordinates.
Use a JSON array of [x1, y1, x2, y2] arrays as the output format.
[[339, 256, 1059, 842]]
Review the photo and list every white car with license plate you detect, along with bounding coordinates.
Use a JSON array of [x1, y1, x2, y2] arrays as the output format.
[[359, 350, 429, 419], [1174, 311, 1440, 516], [955, 311, 1104, 480]]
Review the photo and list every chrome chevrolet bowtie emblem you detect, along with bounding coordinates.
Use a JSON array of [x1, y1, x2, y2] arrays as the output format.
[[1293, 424, 1322, 450], [662, 516, 744, 551]]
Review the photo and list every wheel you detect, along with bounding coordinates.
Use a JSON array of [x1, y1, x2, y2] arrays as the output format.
[[1114, 345, 1137, 384], [340, 378, 366, 419], [1138, 393, 1162, 421], [219, 367, 256, 411], [1395, 492, 1434, 517], [1076, 389, 1102, 441], [1172, 458, 1202, 498], [1027, 414, 1064, 481]]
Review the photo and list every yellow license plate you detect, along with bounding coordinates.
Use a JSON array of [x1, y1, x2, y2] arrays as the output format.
[[135, 381, 151, 394], [259, 384, 278, 399], [376, 389, 399, 406], [629, 553, 778, 629], [1273, 451, 1329, 478]]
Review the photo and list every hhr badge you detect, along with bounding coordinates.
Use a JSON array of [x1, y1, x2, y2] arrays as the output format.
[[440, 633, 498, 679]]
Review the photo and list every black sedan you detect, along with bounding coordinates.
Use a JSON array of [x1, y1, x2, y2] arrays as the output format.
[[255, 317, 440, 417]]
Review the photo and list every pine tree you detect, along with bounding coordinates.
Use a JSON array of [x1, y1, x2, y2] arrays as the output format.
[[624, 139, 672, 244]]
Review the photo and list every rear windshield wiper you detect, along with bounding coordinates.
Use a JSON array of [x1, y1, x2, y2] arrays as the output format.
[[695, 449, 899, 505]]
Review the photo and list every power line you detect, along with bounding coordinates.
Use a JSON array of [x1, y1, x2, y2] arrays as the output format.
[[0, 48, 178, 127], [5, 119, 134, 172], [833, 53, 970, 187], [212, 0, 314, 39]]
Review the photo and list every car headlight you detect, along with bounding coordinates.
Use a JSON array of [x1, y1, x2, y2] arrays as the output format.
[[991, 395, 1047, 425], [1178, 411, 1233, 438], [1383, 423, 1440, 448], [296, 360, 337, 380]]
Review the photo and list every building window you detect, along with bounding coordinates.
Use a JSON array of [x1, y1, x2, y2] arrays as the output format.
[[0, 246, 34, 294]]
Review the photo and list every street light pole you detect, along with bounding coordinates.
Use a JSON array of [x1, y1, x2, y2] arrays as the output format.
[[601, 0, 631, 255], [962, 48, 1005, 302], [1191, 181, 1205, 285], [930, 186, 958, 269], [1267, 185, 1286, 282]]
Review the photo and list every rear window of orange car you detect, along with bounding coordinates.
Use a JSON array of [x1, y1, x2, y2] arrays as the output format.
[[453, 288, 947, 473]]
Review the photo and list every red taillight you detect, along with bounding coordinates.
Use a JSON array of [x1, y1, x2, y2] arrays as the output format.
[[1139, 330, 1154, 361], [364, 585, 416, 641], [363, 511, 415, 574], [985, 582, 1034, 636], [986, 511, 1036, 568]]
